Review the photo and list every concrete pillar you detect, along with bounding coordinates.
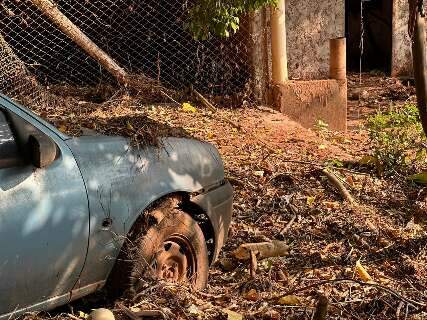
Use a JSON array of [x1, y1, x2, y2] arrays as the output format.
[[271, 0, 288, 83], [329, 37, 347, 80]]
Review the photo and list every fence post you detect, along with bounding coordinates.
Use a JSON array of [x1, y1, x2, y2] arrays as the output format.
[[271, 0, 288, 83]]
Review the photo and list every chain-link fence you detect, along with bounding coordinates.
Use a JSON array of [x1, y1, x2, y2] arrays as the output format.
[[0, 0, 254, 108]]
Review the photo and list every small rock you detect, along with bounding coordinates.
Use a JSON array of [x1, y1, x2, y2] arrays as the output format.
[[88, 309, 115, 320]]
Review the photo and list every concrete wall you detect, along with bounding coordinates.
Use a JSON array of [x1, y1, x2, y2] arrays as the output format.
[[391, 0, 413, 76], [285, 0, 345, 80], [248, 0, 346, 103]]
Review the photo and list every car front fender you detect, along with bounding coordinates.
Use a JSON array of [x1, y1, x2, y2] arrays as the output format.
[[66, 136, 226, 287]]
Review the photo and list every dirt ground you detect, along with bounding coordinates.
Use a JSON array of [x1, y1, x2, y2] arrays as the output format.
[[24, 73, 427, 320]]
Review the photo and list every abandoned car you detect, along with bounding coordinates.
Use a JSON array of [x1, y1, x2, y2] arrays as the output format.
[[0, 94, 233, 318]]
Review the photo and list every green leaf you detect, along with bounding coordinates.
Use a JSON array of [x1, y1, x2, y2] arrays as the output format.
[[408, 172, 427, 184]]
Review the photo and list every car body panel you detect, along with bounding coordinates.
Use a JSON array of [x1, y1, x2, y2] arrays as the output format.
[[65, 136, 226, 289], [192, 182, 233, 262], [0, 99, 90, 314]]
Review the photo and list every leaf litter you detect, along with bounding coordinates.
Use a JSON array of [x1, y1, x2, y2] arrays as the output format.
[[21, 74, 427, 319]]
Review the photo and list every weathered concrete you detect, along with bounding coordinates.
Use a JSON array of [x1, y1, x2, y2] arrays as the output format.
[[285, 0, 345, 79], [392, 0, 413, 77], [273, 80, 347, 131]]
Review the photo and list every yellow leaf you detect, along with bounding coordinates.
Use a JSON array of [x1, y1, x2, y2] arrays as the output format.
[[318, 144, 327, 150], [355, 260, 373, 282], [207, 132, 214, 139], [126, 121, 135, 131], [306, 196, 316, 206], [58, 125, 67, 133], [254, 170, 264, 177], [277, 295, 301, 305], [223, 309, 243, 320], [78, 311, 89, 319], [182, 102, 197, 113], [188, 304, 200, 316], [232, 128, 238, 133], [408, 172, 427, 184]]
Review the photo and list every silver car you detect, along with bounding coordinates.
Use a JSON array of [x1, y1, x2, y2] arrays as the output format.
[[0, 94, 233, 318]]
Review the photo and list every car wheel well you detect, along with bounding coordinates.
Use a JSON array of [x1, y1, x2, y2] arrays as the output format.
[[134, 192, 216, 264], [106, 192, 215, 297]]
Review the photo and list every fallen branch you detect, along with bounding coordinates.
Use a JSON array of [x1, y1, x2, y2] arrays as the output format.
[[233, 240, 289, 260], [250, 250, 258, 279], [280, 159, 371, 176], [322, 168, 355, 203], [66, 314, 81, 320], [280, 214, 297, 235], [225, 176, 245, 187], [192, 88, 241, 130]]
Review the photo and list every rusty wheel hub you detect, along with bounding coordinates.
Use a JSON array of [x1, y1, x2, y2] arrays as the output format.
[[151, 234, 197, 284]]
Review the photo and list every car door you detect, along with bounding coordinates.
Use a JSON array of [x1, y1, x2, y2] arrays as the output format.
[[0, 103, 89, 314]]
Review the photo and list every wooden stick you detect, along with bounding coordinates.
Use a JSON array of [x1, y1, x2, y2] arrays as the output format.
[[117, 303, 166, 320], [250, 250, 258, 279], [280, 214, 297, 235], [30, 0, 128, 84], [322, 168, 355, 203], [233, 240, 289, 260]]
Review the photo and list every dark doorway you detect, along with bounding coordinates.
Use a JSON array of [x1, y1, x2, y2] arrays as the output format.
[[346, 0, 393, 73]]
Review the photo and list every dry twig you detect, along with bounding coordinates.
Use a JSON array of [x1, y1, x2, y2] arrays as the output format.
[[322, 168, 355, 203], [250, 250, 258, 279]]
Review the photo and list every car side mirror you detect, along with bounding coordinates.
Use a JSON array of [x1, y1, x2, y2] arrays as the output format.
[[27, 133, 57, 168]]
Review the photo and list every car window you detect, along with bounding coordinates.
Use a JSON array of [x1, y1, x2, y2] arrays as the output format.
[[0, 110, 21, 168]]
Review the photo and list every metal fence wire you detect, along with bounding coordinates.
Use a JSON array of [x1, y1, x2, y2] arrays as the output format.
[[0, 0, 254, 108]]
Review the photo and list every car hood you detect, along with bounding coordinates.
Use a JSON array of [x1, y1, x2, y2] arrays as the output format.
[[65, 135, 225, 194]]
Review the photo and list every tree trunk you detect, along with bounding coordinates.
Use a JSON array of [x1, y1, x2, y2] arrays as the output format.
[[29, 0, 128, 84], [412, 11, 427, 135]]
